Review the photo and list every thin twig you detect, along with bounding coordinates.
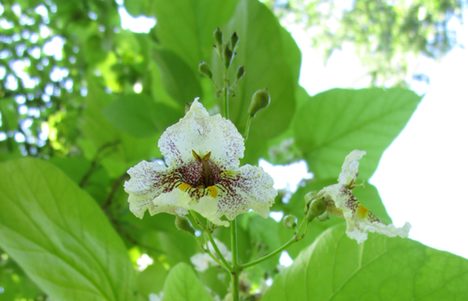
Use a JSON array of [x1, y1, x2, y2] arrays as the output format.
[[102, 173, 127, 209], [79, 140, 119, 187]]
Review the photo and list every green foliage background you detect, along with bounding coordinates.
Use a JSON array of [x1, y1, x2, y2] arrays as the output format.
[[1, 0, 467, 300]]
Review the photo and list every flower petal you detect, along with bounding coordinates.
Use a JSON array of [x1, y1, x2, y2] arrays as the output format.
[[158, 99, 244, 168], [346, 219, 411, 244], [124, 160, 167, 218], [338, 150, 366, 186], [124, 160, 191, 218], [124, 160, 166, 195], [152, 189, 192, 216], [320, 184, 410, 243], [190, 165, 276, 226], [192, 196, 229, 226], [219, 165, 276, 221]]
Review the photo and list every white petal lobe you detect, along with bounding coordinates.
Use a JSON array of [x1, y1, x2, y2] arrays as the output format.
[[338, 150, 366, 186], [158, 99, 244, 168]]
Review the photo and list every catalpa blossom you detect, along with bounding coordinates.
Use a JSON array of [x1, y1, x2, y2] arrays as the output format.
[[124, 99, 276, 226], [317, 150, 410, 243]]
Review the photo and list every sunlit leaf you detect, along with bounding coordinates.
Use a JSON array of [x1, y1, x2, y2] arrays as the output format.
[[163, 263, 213, 301], [227, 0, 300, 162], [153, 0, 238, 69], [103, 93, 181, 137], [152, 49, 203, 104], [293, 88, 421, 179], [264, 225, 468, 301], [0, 158, 135, 301]]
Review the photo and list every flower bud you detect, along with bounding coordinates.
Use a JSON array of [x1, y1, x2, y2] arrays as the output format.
[[224, 45, 233, 68], [175, 216, 195, 234], [231, 32, 239, 48], [305, 196, 327, 222], [236, 65, 245, 80], [282, 214, 297, 229], [304, 191, 317, 204], [198, 61, 212, 78], [248, 89, 270, 117], [214, 27, 223, 46]]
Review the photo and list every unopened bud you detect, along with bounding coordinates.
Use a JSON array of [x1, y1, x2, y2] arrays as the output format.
[[236, 65, 245, 80], [304, 191, 317, 204], [282, 214, 297, 229], [175, 216, 195, 234], [214, 27, 223, 46], [305, 197, 327, 222], [224, 45, 233, 68], [231, 32, 239, 48], [198, 61, 212, 78], [248, 89, 270, 117]]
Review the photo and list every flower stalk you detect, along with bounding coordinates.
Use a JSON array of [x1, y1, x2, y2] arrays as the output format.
[[230, 219, 240, 301]]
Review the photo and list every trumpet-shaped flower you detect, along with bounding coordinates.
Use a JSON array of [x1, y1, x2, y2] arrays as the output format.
[[317, 150, 410, 243], [124, 99, 277, 226]]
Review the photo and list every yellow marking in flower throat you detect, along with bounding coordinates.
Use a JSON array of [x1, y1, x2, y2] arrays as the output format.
[[356, 204, 369, 219], [206, 186, 218, 198], [178, 182, 192, 192]]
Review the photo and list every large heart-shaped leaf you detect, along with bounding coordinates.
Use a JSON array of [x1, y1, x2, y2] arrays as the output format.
[[227, 0, 300, 162], [264, 225, 468, 301], [293, 88, 421, 179], [0, 159, 135, 301], [153, 0, 238, 69]]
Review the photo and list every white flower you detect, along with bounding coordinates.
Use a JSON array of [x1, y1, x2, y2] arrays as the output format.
[[318, 150, 410, 243], [124, 99, 277, 226], [190, 239, 231, 272]]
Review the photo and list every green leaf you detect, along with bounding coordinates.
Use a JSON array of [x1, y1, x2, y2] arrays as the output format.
[[103, 94, 181, 137], [293, 88, 421, 179], [0, 158, 135, 301], [163, 263, 213, 301], [264, 225, 468, 301], [49, 156, 111, 203], [140, 230, 198, 266], [0, 259, 42, 300], [137, 263, 168, 297], [152, 49, 203, 105], [78, 84, 156, 177], [153, 0, 238, 69], [242, 215, 282, 267], [227, 0, 300, 162]]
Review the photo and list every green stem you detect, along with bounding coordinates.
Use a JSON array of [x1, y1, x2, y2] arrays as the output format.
[[230, 219, 239, 301], [206, 231, 232, 271], [188, 212, 231, 272], [240, 218, 309, 269], [244, 117, 252, 140], [224, 83, 230, 118], [241, 237, 295, 269]]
